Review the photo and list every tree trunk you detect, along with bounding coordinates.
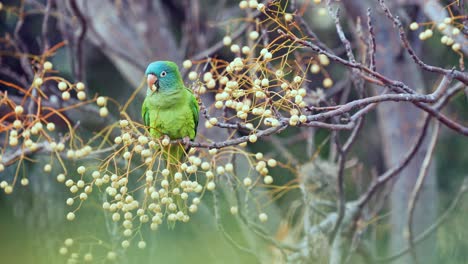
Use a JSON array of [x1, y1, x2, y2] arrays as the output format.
[[341, 1, 438, 263]]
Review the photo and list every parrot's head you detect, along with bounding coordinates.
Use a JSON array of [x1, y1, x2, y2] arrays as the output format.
[[145, 61, 183, 94]]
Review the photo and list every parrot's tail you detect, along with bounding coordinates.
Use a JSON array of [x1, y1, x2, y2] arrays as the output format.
[[162, 143, 186, 165], [162, 143, 188, 229]]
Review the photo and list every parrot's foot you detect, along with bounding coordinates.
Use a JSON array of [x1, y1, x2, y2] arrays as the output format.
[[182, 136, 191, 147]]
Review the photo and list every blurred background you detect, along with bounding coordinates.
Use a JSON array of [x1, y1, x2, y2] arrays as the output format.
[[0, 0, 467, 263]]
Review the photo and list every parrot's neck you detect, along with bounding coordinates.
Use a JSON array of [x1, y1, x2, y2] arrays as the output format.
[[146, 89, 185, 109]]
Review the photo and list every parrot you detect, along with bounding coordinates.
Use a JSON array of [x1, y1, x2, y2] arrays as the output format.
[[141, 61, 199, 165]]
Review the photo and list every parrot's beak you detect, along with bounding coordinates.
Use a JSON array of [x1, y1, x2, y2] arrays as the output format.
[[147, 74, 158, 93]]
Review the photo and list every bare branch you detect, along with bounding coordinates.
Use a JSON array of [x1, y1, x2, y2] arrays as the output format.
[[377, 177, 468, 263], [406, 121, 440, 264]]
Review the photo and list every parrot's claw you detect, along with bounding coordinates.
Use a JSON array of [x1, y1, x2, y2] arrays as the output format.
[[182, 136, 191, 147]]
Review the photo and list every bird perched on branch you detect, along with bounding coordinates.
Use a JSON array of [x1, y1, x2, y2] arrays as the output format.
[[142, 61, 199, 164]]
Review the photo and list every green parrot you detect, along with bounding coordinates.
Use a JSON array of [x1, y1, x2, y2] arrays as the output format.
[[141, 61, 199, 164]]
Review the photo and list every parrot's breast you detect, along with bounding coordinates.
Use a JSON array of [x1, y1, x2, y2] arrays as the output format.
[[147, 91, 196, 140]]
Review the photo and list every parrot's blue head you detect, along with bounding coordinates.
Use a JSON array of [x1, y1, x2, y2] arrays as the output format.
[[145, 61, 183, 94]]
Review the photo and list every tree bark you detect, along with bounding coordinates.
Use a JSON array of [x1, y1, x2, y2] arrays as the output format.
[[341, 1, 438, 263]]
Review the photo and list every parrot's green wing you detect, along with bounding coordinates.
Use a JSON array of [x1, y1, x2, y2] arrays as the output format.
[[141, 99, 150, 129], [187, 87, 199, 138]]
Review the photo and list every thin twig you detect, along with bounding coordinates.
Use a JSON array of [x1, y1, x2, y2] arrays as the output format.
[[212, 188, 260, 260], [366, 8, 376, 71], [377, 177, 468, 263], [405, 121, 440, 264], [378, 0, 468, 80], [357, 116, 431, 210], [41, 0, 52, 52], [69, 0, 87, 81]]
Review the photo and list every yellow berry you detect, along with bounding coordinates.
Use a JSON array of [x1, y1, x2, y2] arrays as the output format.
[[9, 137, 18, 146], [44, 164, 52, 172], [424, 29, 433, 38], [64, 238, 74, 247], [62, 91, 70, 101], [66, 212, 76, 221], [446, 37, 454, 46], [452, 43, 461, 52], [59, 247, 68, 255], [239, 1, 248, 9], [44, 61, 53, 70], [289, 115, 299, 126], [248, 0, 258, 9], [121, 240, 130, 248], [79, 193, 88, 200], [209, 117, 218, 125], [255, 152, 263, 160], [203, 72, 213, 83], [96, 96, 106, 106], [437, 23, 447, 31], [34, 77, 43, 86], [293, 76, 302, 83], [76, 82, 85, 91], [58, 82, 68, 91], [84, 253, 93, 262], [259, 213, 268, 222], [77, 166, 86, 174], [138, 241, 146, 249], [107, 251, 116, 260], [77, 91, 86, 100], [230, 44, 240, 53], [270, 119, 280, 127], [441, 36, 448, 44], [215, 101, 223, 109], [249, 134, 257, 143], [223, 36, 232, 46], [14, 105, 24, 115], [318, 54, 330, 65], [318, 8, 327, 16], [4, 185, 13, 194], [230, 206, 238, 215], [409, 22, 419, 31], [323, 78, 333, 88], [243, 177, 252, 187], [225, 163, 234, 172], [12, 119, 22, 129], [208, 149, 217, 155], [20, 178, 29, 186], [188, 71, 198, 81], [249, 31, 259, 40], [310, 63, 320, 73], [207, 181, 216, 191], [299, 115, 307, 123], [161, 137, 170, 146], [99, 107, 109, 117], [57, 174, 66, 182], [47, 122, 55, 131], [182, 60, 192, 69], [267, 159, 277, 167]]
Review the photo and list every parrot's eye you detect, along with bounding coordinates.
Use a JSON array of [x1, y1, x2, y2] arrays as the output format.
[[160, 71, 167, 77]]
